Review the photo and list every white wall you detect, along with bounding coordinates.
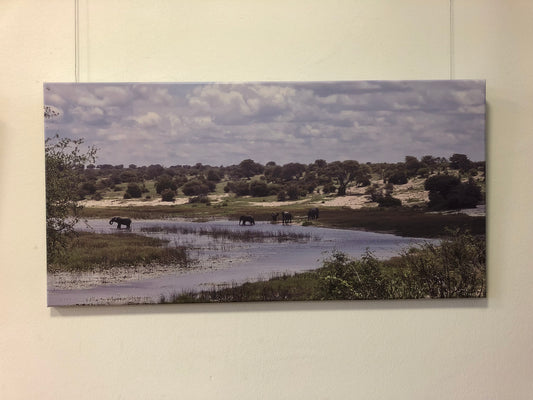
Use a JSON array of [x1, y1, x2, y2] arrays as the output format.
[[1, 1, 532, 398]]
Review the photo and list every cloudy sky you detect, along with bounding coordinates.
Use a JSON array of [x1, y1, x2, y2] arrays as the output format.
[[44, 80, 485, 167]]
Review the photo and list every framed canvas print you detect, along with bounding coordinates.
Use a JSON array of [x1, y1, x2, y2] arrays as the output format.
[[44, 80, 486, 306]]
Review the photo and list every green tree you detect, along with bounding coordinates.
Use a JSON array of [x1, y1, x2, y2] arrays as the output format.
[[449, 153, 473, 173], [45, 135, 97, 259], [161, 188, 176, 202], [326, 160, 361, 196], [249, 181, 269, 197], [155, 174, 177, 194], [424, 175, 482, 210]]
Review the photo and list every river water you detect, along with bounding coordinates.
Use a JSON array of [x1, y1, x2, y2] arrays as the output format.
[[48, 218, 436, 306]]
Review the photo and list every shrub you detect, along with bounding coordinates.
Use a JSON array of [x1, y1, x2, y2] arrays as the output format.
[[250, 181, 269, 197], [287, 184, 300, 200], [155, 175, 177, 194], [125, 183, 143, 198], [372, 193, 402, 207], [318, 250, 388, 300], [181, 180, 210, 196], [425, 175, 482, 210], [322, 183, 336, 194], [224, 181, 250, 196], [188, 195, 211, 205], [161, 189, 176, 202], [387, 171, 408, 185]]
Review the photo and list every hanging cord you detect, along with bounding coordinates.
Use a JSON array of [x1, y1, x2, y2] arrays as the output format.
[[75, 0, 80, 82], [449, 0, 454, 79]]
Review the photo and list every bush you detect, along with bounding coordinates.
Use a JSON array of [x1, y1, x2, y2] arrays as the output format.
[[387, 171, 408, 185], [287, 184, 300, 200], [425, 175, 482, 210], [155, 175, 177, 194], [250, 181, 269, 197], [372, 193, 402, 207], [224, 181, 250, 196], [323, 183, 336, 194], [181, 179, 210, 196], [125, 183, 143, 198], [161, 189, 176, 202], [318, 250, 388, 300], [188, 195, 211, 205]]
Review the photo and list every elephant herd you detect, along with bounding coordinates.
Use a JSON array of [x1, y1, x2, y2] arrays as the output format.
[[109, 208, 319, 229], [240, 207, 319, 226]]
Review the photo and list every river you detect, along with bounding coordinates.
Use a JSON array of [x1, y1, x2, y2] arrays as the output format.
[[47, 218, 437, 306]]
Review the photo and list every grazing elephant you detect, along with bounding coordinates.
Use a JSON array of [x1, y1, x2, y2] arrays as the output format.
[[281, 211, 292, 224], [307, 207, 319, 221], [239, 215, 255, 225], [109, 217, 132, 229], [271, 212, 279, 222]]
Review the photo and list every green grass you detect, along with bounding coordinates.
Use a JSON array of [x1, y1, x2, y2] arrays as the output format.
[[47, 231, 191, 272], [162, 272, 321, 303]]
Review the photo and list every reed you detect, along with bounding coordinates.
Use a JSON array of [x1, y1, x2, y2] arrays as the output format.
[[140, 225, 315, 243]]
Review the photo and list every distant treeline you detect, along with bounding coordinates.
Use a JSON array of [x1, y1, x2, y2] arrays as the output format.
[[77, 154, 485, 210]]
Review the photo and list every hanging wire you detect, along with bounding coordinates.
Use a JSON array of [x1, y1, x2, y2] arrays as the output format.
[[75, 0, 80, 82], [449, 0, 454, 79]]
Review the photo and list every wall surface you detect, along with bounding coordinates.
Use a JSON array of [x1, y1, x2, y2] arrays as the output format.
[[1, 1, 532, 398]]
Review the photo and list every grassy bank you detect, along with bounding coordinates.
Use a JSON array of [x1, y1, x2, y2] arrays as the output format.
[[80, 203, 485, 238], [47, 231, 191, 272], [163, 230, 486, 303]]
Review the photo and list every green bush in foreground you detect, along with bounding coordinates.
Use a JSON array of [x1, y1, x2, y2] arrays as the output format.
[[318, 229, 485, 299]]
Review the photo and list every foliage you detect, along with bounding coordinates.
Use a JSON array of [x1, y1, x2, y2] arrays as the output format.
[[249, 180, 269, 197], [125, 183, 143, 198], [326, 160, 361, 196], [318, 250, 388, 300], [425, 175, 482, 210], [155, 174, 177, 194], [449, 153, 473, 173], [188, 195, 211, 205], [161, 188, 176, 202], [371, 193, 402, 207], [181, 179, 210, 196], [224, 180, 250, 196], [45, 135, 97, 260], [394, 229, 486, 298]]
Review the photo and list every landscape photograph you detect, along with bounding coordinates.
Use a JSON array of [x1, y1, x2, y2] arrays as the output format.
[[44, 80, 486, 306]]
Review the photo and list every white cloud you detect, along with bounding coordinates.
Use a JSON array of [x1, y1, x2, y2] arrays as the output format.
[[130, 111, 161, 128]]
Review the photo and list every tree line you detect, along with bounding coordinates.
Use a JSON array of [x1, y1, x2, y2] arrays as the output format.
[[76, 153, 485, 208]]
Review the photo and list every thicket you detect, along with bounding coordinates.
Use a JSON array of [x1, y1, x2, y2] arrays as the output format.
[[317, 230, 485, 299]]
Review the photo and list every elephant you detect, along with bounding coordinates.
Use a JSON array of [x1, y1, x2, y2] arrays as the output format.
[[271, 213, 279, 222], [307, 207, 319, 221], [239, 215, 255, 225], [109, 217, 132, 229], [281, 211, 292, 224]]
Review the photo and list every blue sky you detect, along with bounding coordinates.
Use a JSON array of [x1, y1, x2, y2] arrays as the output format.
[[44, 80, 486, 167]]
